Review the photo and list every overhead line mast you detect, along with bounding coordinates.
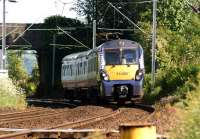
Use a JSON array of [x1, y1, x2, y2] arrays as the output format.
[[151, 0, 157, 91], [92, 0, 97, 49]]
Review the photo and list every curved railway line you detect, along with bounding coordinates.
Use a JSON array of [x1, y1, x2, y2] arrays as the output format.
[[0, 108, 54, 120], [0, 110, 65, 125], [0, 99, 155, 139], [48, 109, 122, 129]]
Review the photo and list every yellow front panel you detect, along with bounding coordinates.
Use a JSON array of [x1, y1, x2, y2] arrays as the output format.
[[120, 126, 156, 139], [105, 65, 138, 80]]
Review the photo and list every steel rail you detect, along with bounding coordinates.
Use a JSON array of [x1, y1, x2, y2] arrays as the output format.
[[0, 104, 156, 138], [0, 128, 119, 139], [0, 130, 31, 139], [48, 109, 122, 129], [0, 109, 73, 125], [0, 109, 52, 119], [0, 128, 168, 139]]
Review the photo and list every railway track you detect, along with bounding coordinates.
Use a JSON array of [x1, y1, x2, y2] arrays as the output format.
[[0, 99, 155, 138], [0, 108, 53, 120], [0, 99, 154, 127], [48, 109, 122, 129], [0, 109, 65, 125], [26, 99, 155, 129], [0, 99, 81, 127], [0, 128, 119, 139], [0, 109, 123, 139], [49, 104, 154, 129]]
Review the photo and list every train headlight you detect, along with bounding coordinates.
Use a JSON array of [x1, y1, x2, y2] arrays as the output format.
[[135, 69, 143, 81], [100, 70, 109, 81], [104, 76, 109, 81], [102, 73, 106, 77]]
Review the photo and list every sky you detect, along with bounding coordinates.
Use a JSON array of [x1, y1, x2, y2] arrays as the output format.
[[0, 0, 80, 23]]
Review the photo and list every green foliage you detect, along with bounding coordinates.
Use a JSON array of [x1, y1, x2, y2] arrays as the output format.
[[0, 76, 27, 109], [42, 15, 89, 51], [24, 64, 40, 96], [143, 13, 200, 104], [43, 15, 84, 28], [7, 51, 29, 87], [132, 22, 152, 72], [171, 75, 200, 139], [157, 0, 193, 31], [29, 64, 40, 83], [157, 18, 200, 69], [74, 0, 152, 28], [144, 65, 200, 104], [74, 0, 196, 32], [7, 51, 40, 96]]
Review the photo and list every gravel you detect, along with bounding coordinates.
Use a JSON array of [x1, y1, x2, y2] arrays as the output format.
[[0, 105, 113, 129], [0, 105, 179, 138]]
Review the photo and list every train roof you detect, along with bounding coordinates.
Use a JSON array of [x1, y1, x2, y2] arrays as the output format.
[[62, 39, 142, 61], [98, 39, 141, 49], [62, 49, 93, 61]]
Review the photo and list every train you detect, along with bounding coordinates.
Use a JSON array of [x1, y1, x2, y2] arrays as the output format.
[[61, 39, 144, 103]]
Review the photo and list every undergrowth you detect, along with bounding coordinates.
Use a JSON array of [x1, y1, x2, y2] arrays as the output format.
[[143, 65, 200, 104], [0, 76, 27, 109], [171, 73, 200, 139]]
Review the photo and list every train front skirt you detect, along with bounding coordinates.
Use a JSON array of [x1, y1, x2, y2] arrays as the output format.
[[102, 79, 143, 101]]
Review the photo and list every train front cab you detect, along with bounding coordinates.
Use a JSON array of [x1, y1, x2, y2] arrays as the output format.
[[100, 45, 144, 102]]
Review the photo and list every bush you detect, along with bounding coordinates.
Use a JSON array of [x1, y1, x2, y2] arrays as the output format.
[[171, 73, 200, 139], [24, 64, 40, 96], [7, 51, 39, 96], [0, 76, 27, 109], [7, 51, 28, 84], [143, 65, 200, 104]]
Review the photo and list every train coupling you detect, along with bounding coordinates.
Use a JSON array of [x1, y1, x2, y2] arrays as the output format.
[[116, 85, 129, 98]]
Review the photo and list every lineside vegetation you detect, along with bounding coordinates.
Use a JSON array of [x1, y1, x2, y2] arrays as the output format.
[[7, 51, 39, 96], [171, 73, 200, 139], [0, 51, 39, 109], [143, 14, 200, 104], [0, 76, 27, 109]]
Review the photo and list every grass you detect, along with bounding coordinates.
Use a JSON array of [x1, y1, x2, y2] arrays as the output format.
[[142, 66, 200, 138], [171, 73, 200, 139], [0, 75, 27, 109]]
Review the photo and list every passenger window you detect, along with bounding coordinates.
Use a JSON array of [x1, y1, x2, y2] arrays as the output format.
[[64, 65, 66, 76], [70, 65, 72, 76], [78, 63, 79, 75], [62, 66, 64, 76], [83, 62, 85, 74], [122, 49, 137, 64], [80, 62, 82, 75], [66, 65, 68, 76]]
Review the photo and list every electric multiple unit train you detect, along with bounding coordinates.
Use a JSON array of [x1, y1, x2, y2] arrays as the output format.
[[61, 39, 144, 103]]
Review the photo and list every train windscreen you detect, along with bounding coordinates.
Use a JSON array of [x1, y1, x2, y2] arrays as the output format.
[[105, 49, 120, 65], [105, 48, 137, 65], [121, 49, 137, 64]]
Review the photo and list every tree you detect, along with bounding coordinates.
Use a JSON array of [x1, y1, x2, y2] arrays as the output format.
[[7, 51, 28, 85], [41, 15, 86, 49], [74, 0, 198, 31], [74, 0, 148, 28]]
